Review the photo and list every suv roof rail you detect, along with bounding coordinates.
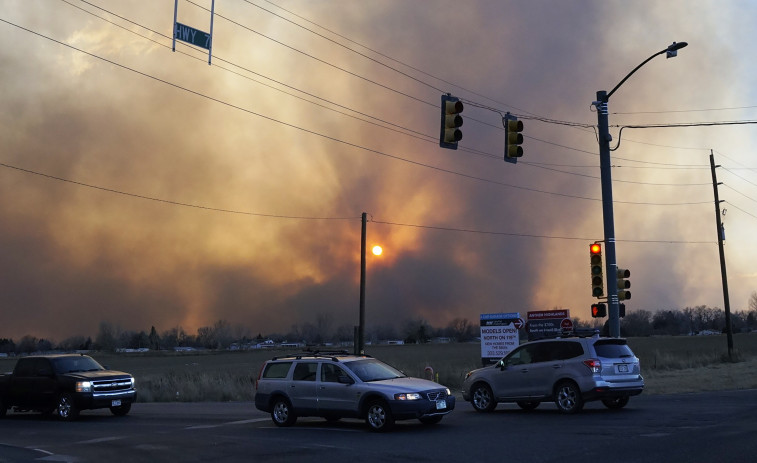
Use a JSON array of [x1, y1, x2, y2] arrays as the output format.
[[271, 350, 372, 362], [529, 328, 601, 341]]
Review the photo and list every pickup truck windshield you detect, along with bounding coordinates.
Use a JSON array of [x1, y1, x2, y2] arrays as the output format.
[[52, 356, 105, 374]]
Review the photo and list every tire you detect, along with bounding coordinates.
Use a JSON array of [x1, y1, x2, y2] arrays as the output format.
[[270, 397, 297, 427], [110, 403, 132, 416], [470, 383, 496, 412], [602, 396, 630, 410], [56, 393, 80, 421], [419, 415, 443, 425], [554, 381, 583, 415], [365, 400, 394, 432], [516, 401, 541, 411]]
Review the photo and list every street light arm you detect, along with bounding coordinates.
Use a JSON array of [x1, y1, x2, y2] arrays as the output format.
[[606, 42, 687, 100], [606, 49, 665, 100]]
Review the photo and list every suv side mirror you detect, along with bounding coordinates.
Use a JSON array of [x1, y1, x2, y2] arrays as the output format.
[[338, 375, 355, 385]]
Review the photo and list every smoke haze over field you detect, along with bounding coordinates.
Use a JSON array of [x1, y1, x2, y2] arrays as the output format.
[[1, 0, 757, 341]]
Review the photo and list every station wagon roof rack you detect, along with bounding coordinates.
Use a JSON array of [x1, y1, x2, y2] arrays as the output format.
[[271, 350, 372, 362]]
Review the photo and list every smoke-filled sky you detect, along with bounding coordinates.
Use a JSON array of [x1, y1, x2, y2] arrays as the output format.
[[2, 0, 756, 341]]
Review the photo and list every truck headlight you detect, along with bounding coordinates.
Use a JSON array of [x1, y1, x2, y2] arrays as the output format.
[[76, 381, 92, 393], [394, 393, 422, 401]]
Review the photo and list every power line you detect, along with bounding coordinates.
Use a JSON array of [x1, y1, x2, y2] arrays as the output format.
[[0, 161, 357, 221], [5, 16, 711, 206], [370, 219, 715, 244]]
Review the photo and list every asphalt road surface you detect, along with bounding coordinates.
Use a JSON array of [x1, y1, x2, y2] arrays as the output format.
[[1, 390, 756, 463]]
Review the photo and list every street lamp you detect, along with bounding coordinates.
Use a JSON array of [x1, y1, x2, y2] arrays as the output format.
[[593, 41, 687, 337]]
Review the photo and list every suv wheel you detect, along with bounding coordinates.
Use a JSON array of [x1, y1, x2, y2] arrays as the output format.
[[271, 397, 297, 427], [602, 396, 629, 410], [554, 381, 583, 414], [56, 393, 80, 421], [471, 383, 496, 412], [365, 400, 394, 432]]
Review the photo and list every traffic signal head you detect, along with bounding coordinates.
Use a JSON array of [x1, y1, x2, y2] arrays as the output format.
[[590, 243, 604, 298], [591, 303, 607, 318], [440, 94, 463, 150], [503, 113, 524, 163], [617, 268, 631, 301]]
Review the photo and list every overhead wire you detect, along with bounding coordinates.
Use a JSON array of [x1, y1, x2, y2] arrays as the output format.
[[14, 8, 704, 203]]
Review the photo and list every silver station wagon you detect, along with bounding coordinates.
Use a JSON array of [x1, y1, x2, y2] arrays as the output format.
[[254, 351, 455, 431]]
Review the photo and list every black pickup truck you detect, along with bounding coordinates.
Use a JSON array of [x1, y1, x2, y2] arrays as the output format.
[[0, 354, 136, 421]]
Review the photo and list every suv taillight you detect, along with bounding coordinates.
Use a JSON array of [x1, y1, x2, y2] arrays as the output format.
[[255, 363, 265, 389], [583, 359, 601, 374]]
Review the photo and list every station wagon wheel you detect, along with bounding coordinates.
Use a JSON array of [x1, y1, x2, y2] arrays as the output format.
[[602, 396, 629, 410], [516, 401, 540, 411], [365, 400, 394, 432], [271, 397, 297, 427], [554, 381, 583, 414], [56, 393, 80, 421], [471, 383, 496, 412]]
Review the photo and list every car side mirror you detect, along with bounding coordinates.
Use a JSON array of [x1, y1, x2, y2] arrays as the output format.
[[338, 375, 355, 385], [498, 360, 507, 371]]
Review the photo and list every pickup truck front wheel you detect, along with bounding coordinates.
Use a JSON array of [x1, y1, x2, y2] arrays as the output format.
[[56, 393, 79, 421], [110, 403, 131, 416]]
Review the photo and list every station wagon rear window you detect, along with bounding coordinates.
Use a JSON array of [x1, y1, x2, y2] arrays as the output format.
[[263, 362, 292, 379]]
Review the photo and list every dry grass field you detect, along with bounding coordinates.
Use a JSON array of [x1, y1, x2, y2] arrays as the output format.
[[1, 333, 755, 401]]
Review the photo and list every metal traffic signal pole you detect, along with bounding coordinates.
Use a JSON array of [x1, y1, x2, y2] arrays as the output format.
[[593, 42, 688, 338], [595, 92, 621, 337]]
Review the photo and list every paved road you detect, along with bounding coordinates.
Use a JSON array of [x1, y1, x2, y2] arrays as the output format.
[[1, 390, 756, 462]]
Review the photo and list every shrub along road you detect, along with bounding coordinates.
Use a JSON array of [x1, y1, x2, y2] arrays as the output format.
[[1, 389, 756, 462]]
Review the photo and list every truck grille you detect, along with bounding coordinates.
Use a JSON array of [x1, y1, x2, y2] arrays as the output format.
[[92, 378, 133, 393], [426, 390, 448, 401]]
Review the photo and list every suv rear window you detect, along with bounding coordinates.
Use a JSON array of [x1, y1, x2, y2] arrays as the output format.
[[593, 341, 635, 359], [262, 361, 292, 379]]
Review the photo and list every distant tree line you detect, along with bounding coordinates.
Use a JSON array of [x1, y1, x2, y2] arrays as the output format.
[[2, 300, 756, 355]]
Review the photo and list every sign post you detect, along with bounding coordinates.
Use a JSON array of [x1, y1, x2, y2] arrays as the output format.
[[173, 0, 215, 65]]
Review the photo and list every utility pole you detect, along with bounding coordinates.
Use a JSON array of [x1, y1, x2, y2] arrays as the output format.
[[709, 151, 734, 359], [357, 212, 367, 355]]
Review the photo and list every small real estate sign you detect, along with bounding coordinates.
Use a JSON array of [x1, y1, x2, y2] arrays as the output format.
[[480, 312, 522, 366], [526, 309, 572, 341]]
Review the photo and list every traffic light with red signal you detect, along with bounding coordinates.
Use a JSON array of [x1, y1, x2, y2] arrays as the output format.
[[590, 243, 604, 298]]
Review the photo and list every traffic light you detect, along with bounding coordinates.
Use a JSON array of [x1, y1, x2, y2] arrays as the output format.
[[503, 112, 523, 163], [591, 303, 607, 318], [439, 94, 463, 150], [590, 243, 604, 298], [619, 303, 626, 318], [617, 268, 631, 301]]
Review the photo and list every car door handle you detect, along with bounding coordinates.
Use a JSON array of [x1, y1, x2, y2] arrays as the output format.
[[552, 364, 562, 369]]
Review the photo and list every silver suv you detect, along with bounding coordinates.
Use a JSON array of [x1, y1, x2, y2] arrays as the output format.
[[462, 333, 643, 414], [254, 351, 455, 431]]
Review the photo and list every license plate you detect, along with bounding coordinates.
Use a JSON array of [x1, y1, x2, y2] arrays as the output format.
[[111, 400, 122, 407], [435, 399, 446, 410], [617, 364, 629, 373]]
